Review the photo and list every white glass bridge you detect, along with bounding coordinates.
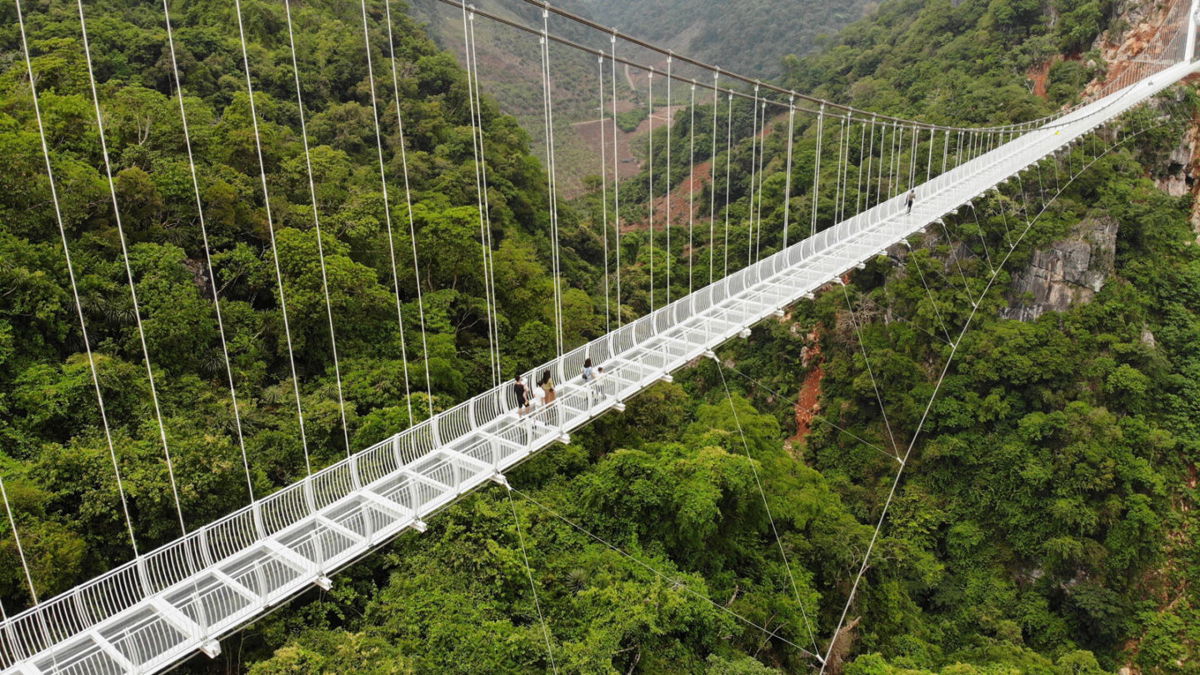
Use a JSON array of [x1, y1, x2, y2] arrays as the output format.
[[2, 52, 1197, 675]]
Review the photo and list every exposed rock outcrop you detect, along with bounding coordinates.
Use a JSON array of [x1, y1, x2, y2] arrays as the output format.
[[1155, 128, 1197, 197], [1002, 214, 1119, 321]]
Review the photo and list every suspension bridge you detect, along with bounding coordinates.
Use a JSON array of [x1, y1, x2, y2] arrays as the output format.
[[3, 0, 1199, 671]]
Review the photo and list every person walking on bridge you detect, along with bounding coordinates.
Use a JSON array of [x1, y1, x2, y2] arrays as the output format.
[[906, 189, 916, 215], [513, 374, 530, 415]]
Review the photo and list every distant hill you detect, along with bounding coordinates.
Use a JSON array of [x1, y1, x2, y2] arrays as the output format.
[[405, 0, 871, 196], [563, 0, 877, 77]]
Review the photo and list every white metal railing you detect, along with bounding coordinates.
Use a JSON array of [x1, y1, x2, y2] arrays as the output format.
[[1, 57, 1196, 675]]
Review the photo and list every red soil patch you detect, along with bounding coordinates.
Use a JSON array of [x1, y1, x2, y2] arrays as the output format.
[[791, 327, 824, 442], [1027, 59, 1053, 100], [622, 110, 788, 233]]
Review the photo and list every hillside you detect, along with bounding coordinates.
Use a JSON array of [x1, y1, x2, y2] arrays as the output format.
[[1, 0, 1198, 673], [566, 0, 877, 77]]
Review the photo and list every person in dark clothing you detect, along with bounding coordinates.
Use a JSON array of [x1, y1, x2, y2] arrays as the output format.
[[906, 189, 916, 215], [513, 374, 529, 414]]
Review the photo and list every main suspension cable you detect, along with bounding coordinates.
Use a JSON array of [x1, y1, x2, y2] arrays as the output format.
[[505, 487, 558, 673], [512, 486, 822, 660], [713, 360, 822, 658]]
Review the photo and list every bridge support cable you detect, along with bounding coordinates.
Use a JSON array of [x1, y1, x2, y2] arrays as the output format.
[[748, 85, 761, 267], [891, 124, 902, 199], [840, 115, 854, 223], [1, 478, 58, 671], [233, 0, 314, 477], [160, 0, 255, 501], [723, 363, 902, 465], [598, 56, 612, 334], [941, 129, 951, 176], [711, 359, 822, 658], [875, 124, 888, 209], [837, 283, 901, 459], [283, 0, 354, 458], [383, 0, 435, 419], [902, 238, 955, 344], [463, 6, 501, 388], [781, 97, 797, 249], [539, 11, 565, 358], [648, 69, 657, 311], [859, 116, 875, 216], [936, 220, 974, 297], [688, 81, 698, 295], [468, 11, 502, 384], [13, 0, 141, 564], [723, 92, 734, 279], [510, 486, 822, 661], [908, 124, 919, 191], [610, 33, 623, 328], [358, 0, 415, 426], [755, 100, 769, 259], [666, 55, 674, 304], [810, 105, 825, 236], [925, 128, 936, 186], [967, 204, 997, 276], [76, 0, 191, 544], [504, 487, 558, 673], [708, 70, 720, 285], [838, 115, 852, 224], [817, 123, 1165, 672]]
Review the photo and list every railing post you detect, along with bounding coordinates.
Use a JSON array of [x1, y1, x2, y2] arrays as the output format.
[[349, 454, 362, 491]]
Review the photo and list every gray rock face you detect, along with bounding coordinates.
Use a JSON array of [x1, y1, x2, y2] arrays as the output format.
[[1002, 215, 1118, 322]]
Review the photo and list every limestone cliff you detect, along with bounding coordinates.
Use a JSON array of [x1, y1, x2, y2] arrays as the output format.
[[1002, 214, 1119, 321]]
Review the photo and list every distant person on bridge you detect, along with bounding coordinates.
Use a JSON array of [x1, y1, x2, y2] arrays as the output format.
[[906, 189, 916, 215], [582, 358, 599, 405]]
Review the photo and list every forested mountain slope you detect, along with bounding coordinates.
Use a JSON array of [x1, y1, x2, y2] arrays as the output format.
[[237, 0, 1200, 672], [0, 0, 600, 605], [0, 0, 1198, 673], [566, 0, 876, 77]]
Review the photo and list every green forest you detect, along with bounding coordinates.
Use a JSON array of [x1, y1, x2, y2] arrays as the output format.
[[0, 0, 1198, 672]]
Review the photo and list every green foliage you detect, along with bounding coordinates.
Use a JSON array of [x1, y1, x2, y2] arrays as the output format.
[[0, 0, 1197, 673]]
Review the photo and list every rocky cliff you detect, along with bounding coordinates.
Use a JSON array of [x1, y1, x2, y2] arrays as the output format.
[[1002, 214, 1119, 321]]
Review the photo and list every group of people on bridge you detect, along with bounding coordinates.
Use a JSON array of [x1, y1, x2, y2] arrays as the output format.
[[512, 358, 606, 416]]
